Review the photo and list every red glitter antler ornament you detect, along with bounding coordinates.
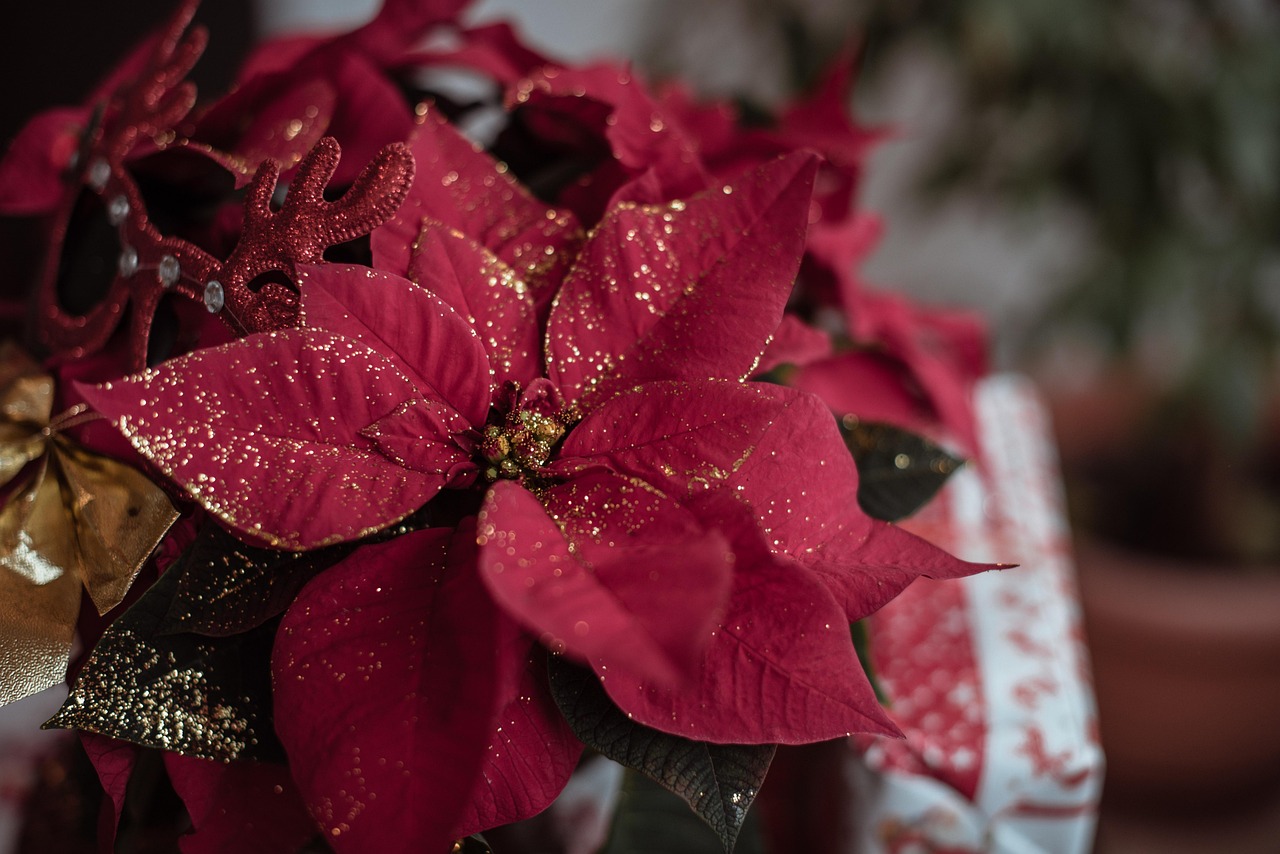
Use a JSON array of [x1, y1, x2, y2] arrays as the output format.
[[211, 138, 415, 335], [92, 0, 206, 167], [35, 0, 209, 365], [34, 0, 414, 370]]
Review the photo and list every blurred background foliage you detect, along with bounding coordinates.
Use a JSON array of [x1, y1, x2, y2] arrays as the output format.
[[642, 0, 1280, 444], [639, 0, 1280, 561]]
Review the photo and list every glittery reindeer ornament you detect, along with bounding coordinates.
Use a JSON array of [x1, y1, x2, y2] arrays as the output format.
[[34, 0, 414, 370]]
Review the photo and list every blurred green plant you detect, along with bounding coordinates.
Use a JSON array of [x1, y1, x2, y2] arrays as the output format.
[[639, 0, 1280, 561], [648, 0, 1280, 441]]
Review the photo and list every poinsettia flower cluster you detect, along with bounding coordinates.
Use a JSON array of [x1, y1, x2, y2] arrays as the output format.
[[0, 1, 997, 851]]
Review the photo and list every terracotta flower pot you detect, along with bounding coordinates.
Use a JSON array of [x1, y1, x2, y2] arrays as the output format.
[[1075, 538, 1280, 806]]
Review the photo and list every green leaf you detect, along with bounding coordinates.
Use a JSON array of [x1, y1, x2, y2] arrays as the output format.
[[843, 421, 963, 521], [602, 770, 764, 854], [850, 620, 888, 706], [160, 522, 351, 637], [45, 558, 283, 763], [548, 658, 774, 852]]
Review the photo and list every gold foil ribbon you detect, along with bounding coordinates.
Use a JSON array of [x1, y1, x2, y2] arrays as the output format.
[[0, 343, 177, 705]]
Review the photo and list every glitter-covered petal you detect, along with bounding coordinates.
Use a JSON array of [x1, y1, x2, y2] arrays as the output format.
[[553, 378, 786, 494], [407, 225, 542, 389], [163, 753, 317, 854], [546, 152, 818, 411], [687, 383, 988, 620], [598, 501, 899, 744], [274, 527, 513, 853], [76, 329, 440, 550], [452, 644, 583, 838], [477, 474, 733, 686], [372, 107, 582, 296], [298, 262, 492, 428]]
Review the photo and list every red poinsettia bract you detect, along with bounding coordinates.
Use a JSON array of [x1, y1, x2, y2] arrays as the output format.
[[80, 131, 982, 850]]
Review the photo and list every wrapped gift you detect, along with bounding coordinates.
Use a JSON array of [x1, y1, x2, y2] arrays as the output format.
[[850, 375, 1103, 854]]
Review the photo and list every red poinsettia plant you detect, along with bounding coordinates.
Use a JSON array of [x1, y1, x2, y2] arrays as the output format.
[[0, 1, 996, 852]]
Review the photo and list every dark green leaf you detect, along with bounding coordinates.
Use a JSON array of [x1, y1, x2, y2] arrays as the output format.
[[454, 835, 492, 854], [160, 522, 351, 637], [850, 620, 888, 706], [602, 770, 764, 854], [45, 560, 283, 763], [843, 421, 963, 521], [548, 658, 774, 852]]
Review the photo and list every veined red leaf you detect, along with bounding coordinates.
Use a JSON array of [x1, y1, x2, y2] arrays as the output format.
[[80, 733, 138, 842], [679, 384, 987, 620], [298, 262, 492, 428], [477, 474, 732, 686], [360, 397, 476, 478], [163, 753, 316, 854], [274, 528, 508, 853], [599, 511, 898, 744], [554, 379, 788, 495], [453, 644, 583, 838], [546, 153, 818, 410], [372, 108, 582, 294], [407, 225, 543, 389], [77, 329, 440, 550]]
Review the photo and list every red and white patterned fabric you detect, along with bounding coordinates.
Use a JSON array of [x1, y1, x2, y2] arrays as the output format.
[[851, 374, 1102, 854]]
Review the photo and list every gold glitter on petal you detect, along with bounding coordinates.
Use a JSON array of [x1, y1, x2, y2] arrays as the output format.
[[46, 627, 260, 761], [45, 561, 277, 762]]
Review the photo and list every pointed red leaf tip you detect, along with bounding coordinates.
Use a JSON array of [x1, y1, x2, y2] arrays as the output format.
[[453, 644, 584, 838], [274, 527, 514, 853], [80, 733, 137, 844], [546, 151, 820, 412], [410, 22, 554, 87], [477, 474, 733, 686], [598, 501, 900, 744], [163, 753, 316, 854], [406, 227, 543, 389], [298, 262, 493, 426], [690, 384, 991, 619], [506, 63, 709, 218], [778, 46, 885, 160], [75, 329, 446, 550], [582, 380, 990, 618], [372, 107, 582, 296]]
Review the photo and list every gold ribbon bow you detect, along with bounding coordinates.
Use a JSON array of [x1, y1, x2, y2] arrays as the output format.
[[0, 343, 177, 706]]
